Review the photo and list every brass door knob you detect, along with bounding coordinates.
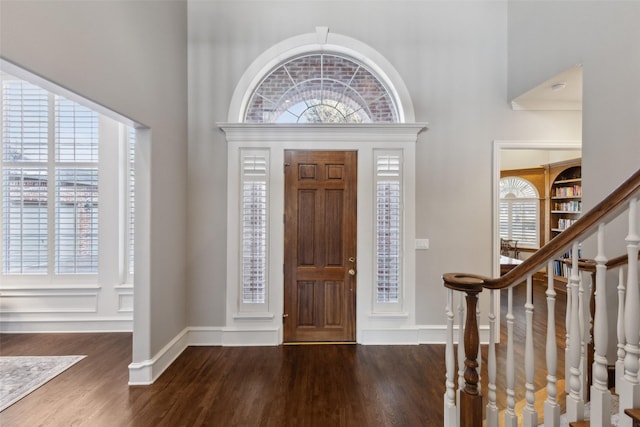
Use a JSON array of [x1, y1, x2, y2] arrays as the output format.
[[348, 269, 356, 276]]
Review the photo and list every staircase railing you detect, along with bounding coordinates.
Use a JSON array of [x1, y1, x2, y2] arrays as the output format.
[[443, 168, 640, 427]]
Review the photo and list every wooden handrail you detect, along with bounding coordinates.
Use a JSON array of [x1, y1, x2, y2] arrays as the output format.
[[481, 167, 640, 290], [442, 167, 640, 427]]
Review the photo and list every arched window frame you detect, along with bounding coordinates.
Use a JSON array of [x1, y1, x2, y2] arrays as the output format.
[[245, 53, 399, 124]]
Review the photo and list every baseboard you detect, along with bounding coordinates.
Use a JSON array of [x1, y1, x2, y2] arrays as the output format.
[[361, 325, 491, 345], [127, 326, 279, 385], [418, 324, 491, 345], [128, 327, 190, 385], [0, 317, 133, 333], [127, 324, 490, 385]]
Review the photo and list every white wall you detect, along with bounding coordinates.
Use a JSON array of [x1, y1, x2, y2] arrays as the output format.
[[508, 1, 640, 211], [501, 149, 582, 170], [0, 1, 189, 364], [187, 0, 582, 330], [508, 1, 640, 364]]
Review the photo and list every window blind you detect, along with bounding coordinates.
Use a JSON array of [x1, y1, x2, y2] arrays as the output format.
[[1, 74, 101, 276], [375, 154, 401, 303], [499, 177, 539, 248], [241, 153, 268, 304], [2, 79, 49, 274], [128, 127, 135, 276]]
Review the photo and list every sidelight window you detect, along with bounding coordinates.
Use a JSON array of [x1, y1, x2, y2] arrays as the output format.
[[239, 149, 269, 307], [375, 151, 402, 304]]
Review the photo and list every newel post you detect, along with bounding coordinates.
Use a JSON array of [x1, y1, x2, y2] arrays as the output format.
[[443, 273, 486, 427]]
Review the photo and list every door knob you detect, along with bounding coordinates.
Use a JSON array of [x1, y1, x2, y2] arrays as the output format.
[[348, 269, 356, 276], [348, 257, 356, 263]]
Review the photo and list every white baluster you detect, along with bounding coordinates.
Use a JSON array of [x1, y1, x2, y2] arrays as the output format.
[[505, 286, 518, 427], [591, 223, 612, 427], [565, 272, 572, 391], [620, 197, 640, 427], [477, 294, 482, 384], [457, 292, 466, 422], [486, 289, 498, 427], [567, 242, 585, 422], [444, 288, 457, 427], [579, 268, 588, 401], [545, 261, 560, 427], [617, 268, 627, 392], [523, 275, 538, 427]]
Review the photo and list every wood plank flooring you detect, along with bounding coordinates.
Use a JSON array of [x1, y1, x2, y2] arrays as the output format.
[[0, 283, 566, 426], [0, 334, 447, 426]]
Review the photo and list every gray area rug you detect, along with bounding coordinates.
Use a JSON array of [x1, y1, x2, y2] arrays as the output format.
[[0, 355, 85, 411]]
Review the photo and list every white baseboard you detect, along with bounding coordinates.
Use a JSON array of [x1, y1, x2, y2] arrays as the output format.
[[360, 325, 491, 345], [127, 324, 490, 385], [128, 327, 190, 385], [127, 326, 279, 385], [0, 317, 133, 333]]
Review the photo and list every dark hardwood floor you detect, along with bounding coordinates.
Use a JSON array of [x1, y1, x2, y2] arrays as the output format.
[[0, 334, 447, 426], [0, 283, 566, 426]]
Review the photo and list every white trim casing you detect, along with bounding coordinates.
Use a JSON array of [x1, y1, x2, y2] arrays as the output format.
[[227, 28, 416, 124], [126, 323, 491, 384], [221, 124, 425, 345]]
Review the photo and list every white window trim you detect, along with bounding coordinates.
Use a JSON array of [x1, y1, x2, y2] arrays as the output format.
[[220, 124, 424, 342], [0, 73, 133, 289], [227, 28, 415, 124]]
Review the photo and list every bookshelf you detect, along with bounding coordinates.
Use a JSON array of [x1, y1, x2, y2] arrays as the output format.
[[545, 158, 582, 282]]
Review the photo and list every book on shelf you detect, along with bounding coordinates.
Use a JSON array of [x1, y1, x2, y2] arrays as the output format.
[[553, 184, 582, 198], [553, 245, 582, 278]]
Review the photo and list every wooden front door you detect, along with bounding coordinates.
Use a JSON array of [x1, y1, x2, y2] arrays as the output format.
[[283, 150, 357, 342]]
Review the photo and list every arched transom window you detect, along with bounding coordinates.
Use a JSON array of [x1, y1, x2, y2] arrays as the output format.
[[245, 54, 399, 124], [499, 177, 540, 249]]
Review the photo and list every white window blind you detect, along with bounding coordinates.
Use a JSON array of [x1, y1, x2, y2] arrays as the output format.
[[128, 127, 135, 277], [499, 177, 539, 248], [375, 153, 402, 304], [1, 74, 100, 276], [240, 152, 268, 305], [2, 79, 49, 273]]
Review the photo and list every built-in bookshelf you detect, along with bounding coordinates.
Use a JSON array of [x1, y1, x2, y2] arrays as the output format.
[[550, 164, 582, 237], [546, 158, 582, 282]]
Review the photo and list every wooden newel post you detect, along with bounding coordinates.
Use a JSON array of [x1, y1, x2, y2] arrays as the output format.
[[443, 273, 486, 427], [460, 290, 483, 427]]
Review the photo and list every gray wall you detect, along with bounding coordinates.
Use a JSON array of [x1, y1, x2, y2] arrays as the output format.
[[0, 0, 189, 360], [187, 0, 581, 327], [508, 1, 640, 209], [7, 0, 631, 352]]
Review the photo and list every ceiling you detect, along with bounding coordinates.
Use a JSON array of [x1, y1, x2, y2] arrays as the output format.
[[510, 64, 583, 111]]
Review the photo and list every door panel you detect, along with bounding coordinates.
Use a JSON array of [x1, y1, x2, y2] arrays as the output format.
[[284, 150, 357, 342]]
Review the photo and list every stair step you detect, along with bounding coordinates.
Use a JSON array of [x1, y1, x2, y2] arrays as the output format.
[[568, 422, 589, 427]]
